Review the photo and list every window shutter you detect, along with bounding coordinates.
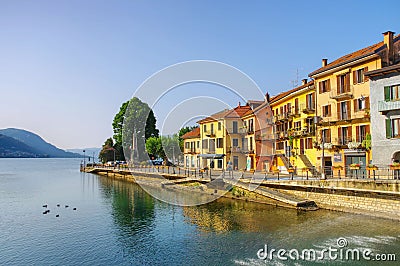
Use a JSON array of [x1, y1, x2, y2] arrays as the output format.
[[348, 126, 353, 142], [311, 92, 316, 109], [346, 101, 351, 119], [353, 70, 357, 85], [328, 105, 331, 117], [346, 73, 351, 92], [337, 103, 341, 120], [356, 126, 360, 142], [337, 76, 341, 93], [364, 67, 369, 82], [384, 86, 391, 101], [386, 119, 392, 138], [319, 82, 322, 94], [338, 127, 342, 144], [365, 97, 370, 109], [327, 129, 331, 142], [353, 99, 358, 112], [327, 79, 331, 92]]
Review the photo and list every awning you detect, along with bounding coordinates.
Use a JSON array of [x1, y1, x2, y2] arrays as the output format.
[[198, 154, 225, 159]]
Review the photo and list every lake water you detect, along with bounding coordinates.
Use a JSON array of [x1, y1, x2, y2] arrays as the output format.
[[0, 158, 399, 265]]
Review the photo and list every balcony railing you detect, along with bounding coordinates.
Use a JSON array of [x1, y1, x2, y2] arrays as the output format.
[[378, 100, 400, 112], [204, 130, 215, 137], [300, 103, 315, 114], [330, 85, 353, 100]]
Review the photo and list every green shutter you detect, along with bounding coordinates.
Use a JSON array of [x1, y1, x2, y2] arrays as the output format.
[[386, 119, 392, 138], [384, 86, 391, 101]]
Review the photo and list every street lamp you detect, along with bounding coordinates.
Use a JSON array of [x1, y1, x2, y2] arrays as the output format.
[[83, 149, 86, 170]]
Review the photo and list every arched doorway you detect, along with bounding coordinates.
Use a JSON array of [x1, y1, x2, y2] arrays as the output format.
[[393, 151, 400, 162]]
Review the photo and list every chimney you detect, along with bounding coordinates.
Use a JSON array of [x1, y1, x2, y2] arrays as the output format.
[[238, 101, 241, 106], [302, 78, 308, 85], [322, 59, 328, 67], [383, 31, 395, 65]]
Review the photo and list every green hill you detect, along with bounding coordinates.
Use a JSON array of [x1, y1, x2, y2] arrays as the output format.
[[0, 128, 81, 158]]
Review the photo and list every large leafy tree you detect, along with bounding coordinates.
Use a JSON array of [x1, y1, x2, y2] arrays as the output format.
[[114, 97, 159, 162], [145, 134, 180, 163], [99, 138, 115, 163]]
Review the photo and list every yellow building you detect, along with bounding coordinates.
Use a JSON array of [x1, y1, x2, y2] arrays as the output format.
[[182, 127, 201, 168], [270, 79, 318, 175], [308, 32, 397, 177], [197, 104, 252, 171]]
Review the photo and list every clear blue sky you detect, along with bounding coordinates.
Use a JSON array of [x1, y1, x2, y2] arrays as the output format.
[[1, 0, 399, 149]]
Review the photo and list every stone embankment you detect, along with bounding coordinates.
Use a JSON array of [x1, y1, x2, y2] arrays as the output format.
[[82, 166, 400, 220]]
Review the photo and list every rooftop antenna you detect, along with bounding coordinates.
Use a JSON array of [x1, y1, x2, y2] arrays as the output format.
[[290, 68, 299, 88]]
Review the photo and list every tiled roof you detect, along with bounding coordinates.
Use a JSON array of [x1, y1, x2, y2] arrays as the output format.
[[224, 105, 252, 118], [181, 127, 200, 139], [269, 80, 314, 105], [309, 34, 400, 76], [197, 109, 231, 124]]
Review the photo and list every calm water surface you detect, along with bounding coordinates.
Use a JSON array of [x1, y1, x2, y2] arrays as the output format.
[[0, 159, 399, 265]]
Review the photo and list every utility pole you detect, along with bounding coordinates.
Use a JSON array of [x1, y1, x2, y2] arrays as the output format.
[[83, 149, 86, 171]]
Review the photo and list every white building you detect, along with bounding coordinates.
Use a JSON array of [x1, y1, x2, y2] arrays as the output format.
[[367, 63, 400, 165]]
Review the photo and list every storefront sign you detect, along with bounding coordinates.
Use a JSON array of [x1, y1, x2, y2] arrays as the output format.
[[333, 153, 342, 162]]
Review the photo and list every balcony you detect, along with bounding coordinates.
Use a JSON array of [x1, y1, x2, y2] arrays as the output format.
[[332, 137, 353, 147], [300, 103, 315, 114], [378, 100, 400, 113], [288, 109, 301, 118], [204, 130, 215, 137], [231, 146, 248, 153], [330, 86, 353, 100]]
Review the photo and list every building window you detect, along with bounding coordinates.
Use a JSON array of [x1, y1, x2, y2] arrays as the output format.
[[185, 156, 189, 167], [241, 137, 246, 150], [356, 125, 369, 142], [354, 97, 369, 112], [353, 67, 368, 84], [232, 138, 239, 147], [216, 138, 223, 148], [384, 84, 400, 101], [319, 79, 331, 93], [305, 138, 313, 149], [217, 159, 223, 169], [249, 137, 253, 151], [306, 93, 315, 110], [294, 121, 301, 131], [210, 123, 214, 135], [191, 157, 195, 167], [185, 142, 190, 149], [322, 105, 331, 117], [338, 101, 350, 120], [321, 129, 331, 143], [209, 139, 215, 152], [218, 122, 222, 131], [197, 141, 200, 148], [232, 121, 238, 133], [248, 119, 254, 132], [338, 126, 352, 145], [337, 73, 350, 93], [276, 141, 284, 150], [386, 118, 400, 138], [202, 139, 208, 149], [203, 125, 207, 132]]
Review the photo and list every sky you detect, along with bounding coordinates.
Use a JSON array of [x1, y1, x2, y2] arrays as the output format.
[[0, 0, 399, 149]]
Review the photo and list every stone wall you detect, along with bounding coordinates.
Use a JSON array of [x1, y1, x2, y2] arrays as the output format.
[[277, 187, 400, 220]]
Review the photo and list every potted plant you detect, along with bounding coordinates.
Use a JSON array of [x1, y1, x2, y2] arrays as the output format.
[[390, 162, 400, 170], [332, 165, 343, 170], [366, 164, 378, 171], [349, 163, 361, 170]]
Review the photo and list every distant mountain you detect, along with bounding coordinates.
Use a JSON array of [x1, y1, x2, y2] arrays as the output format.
[[0, 128, 81, 158], [0, 134, 47, 158]]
